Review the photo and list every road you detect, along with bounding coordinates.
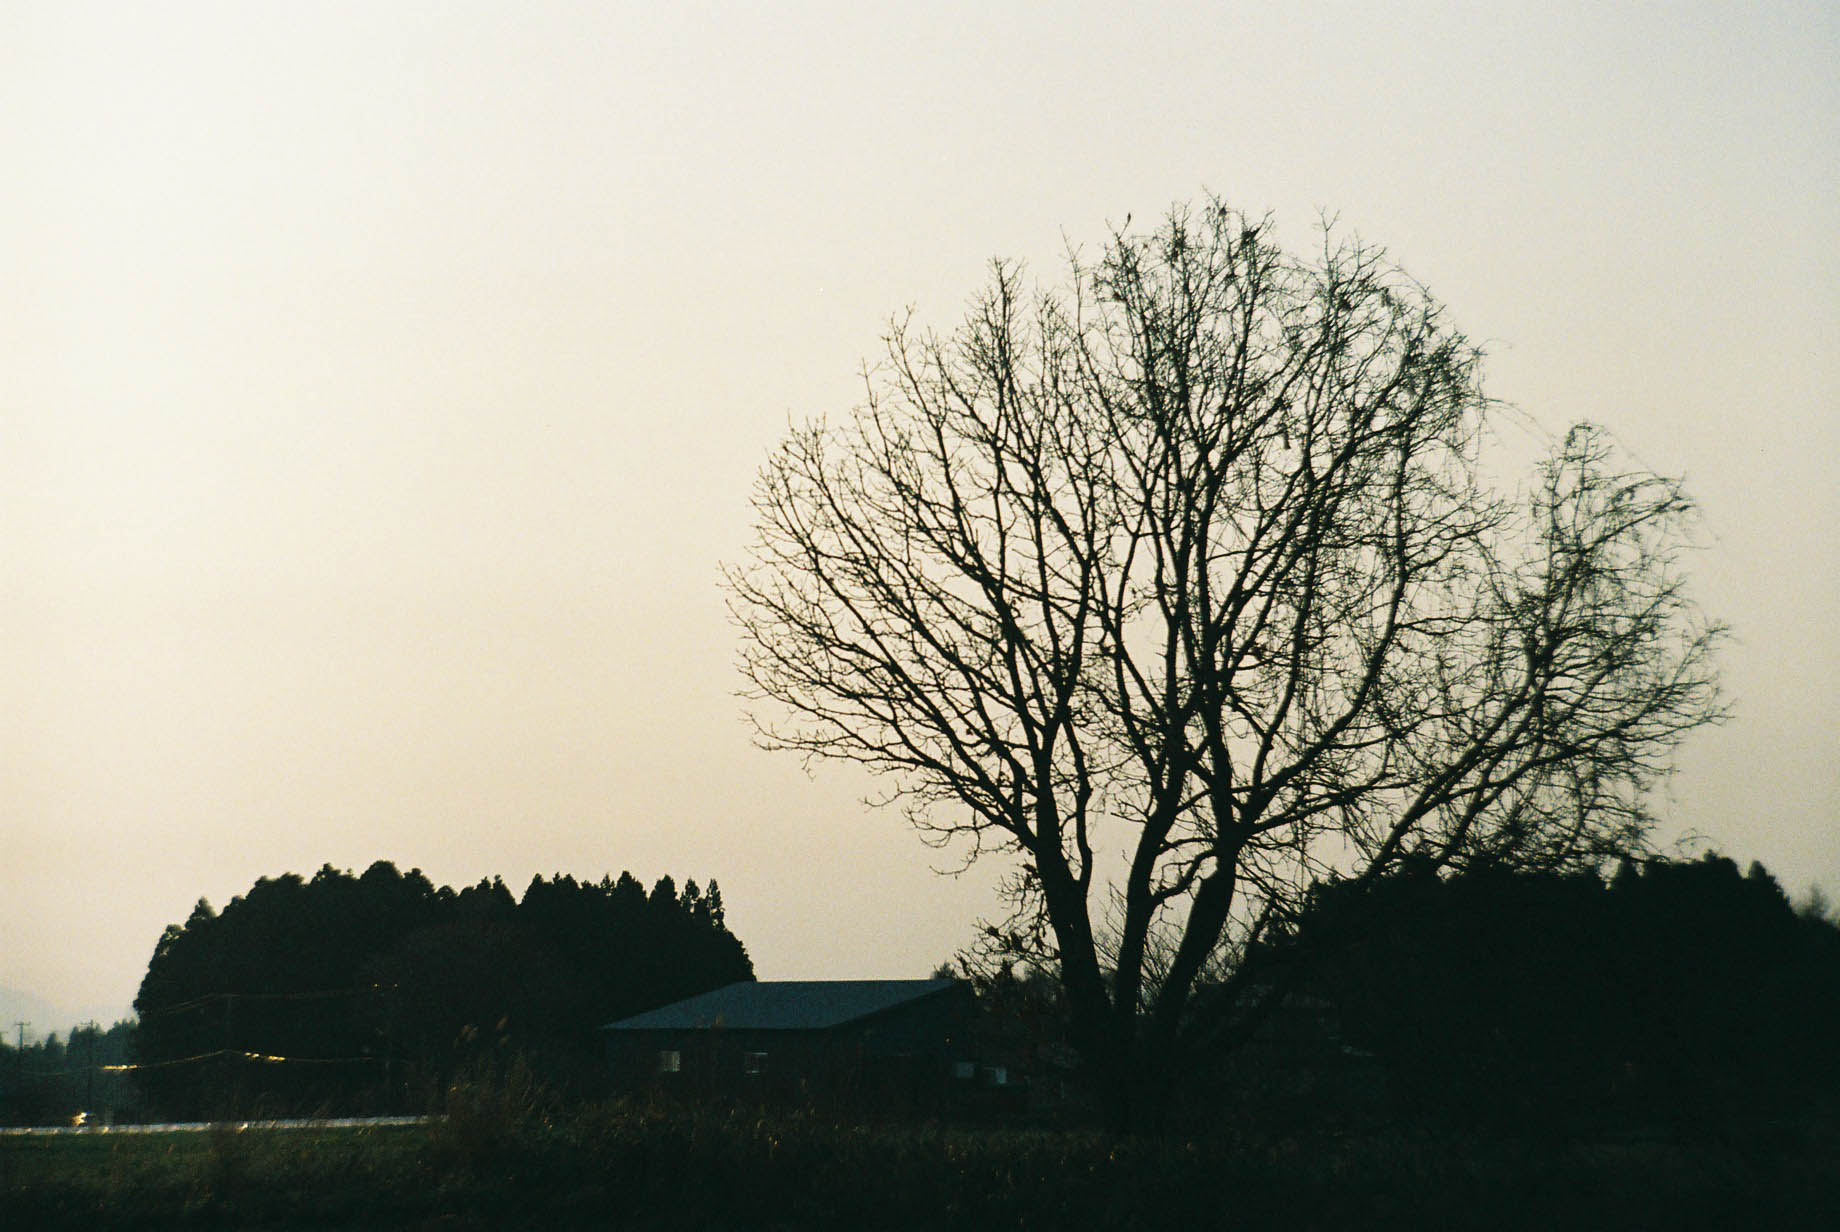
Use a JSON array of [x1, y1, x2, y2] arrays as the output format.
[[0, 1115, 430, 1136]]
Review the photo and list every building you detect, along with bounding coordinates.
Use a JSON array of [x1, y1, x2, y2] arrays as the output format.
[[602, 979, 1016, 1112]]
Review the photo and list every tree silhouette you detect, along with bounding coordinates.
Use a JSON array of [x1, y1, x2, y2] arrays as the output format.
[[727, 197, 1725, 1130], [132, 862, 752, 1118]]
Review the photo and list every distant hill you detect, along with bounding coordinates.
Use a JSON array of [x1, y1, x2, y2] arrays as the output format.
[[0, 983, 132, 1043]]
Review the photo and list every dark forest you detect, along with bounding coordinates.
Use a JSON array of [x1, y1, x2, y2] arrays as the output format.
[[124, 862, 752, 1120]]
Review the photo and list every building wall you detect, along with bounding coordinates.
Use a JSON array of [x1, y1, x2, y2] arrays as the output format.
[[604, 985, 988, 1112]]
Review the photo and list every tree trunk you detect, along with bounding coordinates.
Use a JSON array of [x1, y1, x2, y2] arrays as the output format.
[[1091, 1033, 1179, 1136]]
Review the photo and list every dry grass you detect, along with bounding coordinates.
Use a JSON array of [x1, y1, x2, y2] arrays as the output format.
[[4, 1101, 1834, 1230]]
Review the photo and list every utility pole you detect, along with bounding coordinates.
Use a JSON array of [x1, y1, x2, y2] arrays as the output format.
[[224, 994, 237, 1118], [11, 1021, 26, 1098], [380, 984, 396, 1115], [84, 1021, 97, 1111]]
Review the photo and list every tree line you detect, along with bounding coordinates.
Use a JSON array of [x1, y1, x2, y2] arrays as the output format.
[[963, 851, 1840, 1129], [130, 861, 752, 1120], [8, 850, 1831, 1132], [1288, 852, 1840, 1125], [0, 1020, 138, 1126]]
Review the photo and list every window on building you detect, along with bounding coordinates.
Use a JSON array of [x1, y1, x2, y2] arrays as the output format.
[[744, 1051, 768, 1075], [952, 1060, 977, 1081], [657, 1050, 681, 1074]]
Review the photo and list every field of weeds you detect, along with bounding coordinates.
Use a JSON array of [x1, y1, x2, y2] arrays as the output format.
[[4, 1103, 1835, 1230]]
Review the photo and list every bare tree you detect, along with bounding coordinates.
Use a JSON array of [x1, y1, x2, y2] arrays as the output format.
[[726, 200, 1723, 1130]]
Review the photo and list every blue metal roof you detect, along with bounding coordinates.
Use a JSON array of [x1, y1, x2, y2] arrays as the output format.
[[602, 979, 960, 1032]]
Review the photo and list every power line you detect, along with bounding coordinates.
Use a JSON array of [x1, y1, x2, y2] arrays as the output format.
[[20, 1049, 389, 1078], [104, 1049, 387, 1074], [136, 986, 393, 1020]]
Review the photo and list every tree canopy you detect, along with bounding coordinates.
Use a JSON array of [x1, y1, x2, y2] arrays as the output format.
[[1286, 853, 1840, 1123], [133, 861, 751, 1118], [727, 198, 1723, 1129]]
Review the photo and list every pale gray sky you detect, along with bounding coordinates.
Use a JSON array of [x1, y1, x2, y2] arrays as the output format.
[[3, 1, 1835, 1027]]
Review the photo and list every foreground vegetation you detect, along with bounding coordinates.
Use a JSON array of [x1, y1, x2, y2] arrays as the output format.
[[6, 1100, 1836, 1231]]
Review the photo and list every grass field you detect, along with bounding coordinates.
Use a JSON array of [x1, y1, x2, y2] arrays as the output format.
[[4, 1104, 1835, 1230]]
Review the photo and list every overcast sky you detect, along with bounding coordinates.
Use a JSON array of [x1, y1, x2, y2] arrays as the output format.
[[3, 1, 1835, 1028]]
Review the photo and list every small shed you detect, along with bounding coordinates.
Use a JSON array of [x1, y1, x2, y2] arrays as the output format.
[[602, 979, 994, 1110]]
